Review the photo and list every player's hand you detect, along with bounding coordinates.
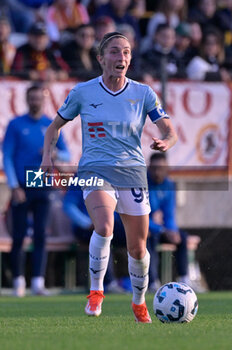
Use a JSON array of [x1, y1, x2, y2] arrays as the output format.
[[150, 137, 169, 152], [12, 187, 26, 204], [40, 157, 54, 181]]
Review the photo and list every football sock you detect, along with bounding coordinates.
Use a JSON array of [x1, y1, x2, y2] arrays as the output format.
[[89, 230, 113, 291], [128, 249, 150, 305]]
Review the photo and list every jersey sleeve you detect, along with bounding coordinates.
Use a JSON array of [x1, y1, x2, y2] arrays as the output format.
[[57, 87, 81, 121], [145, 86, 169, 123]]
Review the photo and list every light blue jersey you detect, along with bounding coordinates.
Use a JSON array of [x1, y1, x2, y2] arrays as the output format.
[[58, 76, 169, 187]]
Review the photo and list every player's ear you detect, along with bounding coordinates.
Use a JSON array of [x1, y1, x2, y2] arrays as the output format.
[[97, 54, 104, 67]]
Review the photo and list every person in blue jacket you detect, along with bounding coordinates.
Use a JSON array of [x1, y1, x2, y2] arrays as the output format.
[[3, 84, 70, 296], [147, 152, 189, 291]]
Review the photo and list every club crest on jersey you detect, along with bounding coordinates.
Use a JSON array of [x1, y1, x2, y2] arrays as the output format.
[[127, 99, 140, 105]]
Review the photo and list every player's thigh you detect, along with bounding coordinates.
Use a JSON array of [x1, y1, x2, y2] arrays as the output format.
[[117, 188, 150, 216], [120, 213, 149, 259], [85, 190, 117, 237]]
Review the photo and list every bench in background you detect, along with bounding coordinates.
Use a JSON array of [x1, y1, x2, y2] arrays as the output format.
[[0, 234, 201, 293]]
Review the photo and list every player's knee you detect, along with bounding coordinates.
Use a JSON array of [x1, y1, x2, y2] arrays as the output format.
[[95, 221, 113, 237], [129, 246, 147, 260]]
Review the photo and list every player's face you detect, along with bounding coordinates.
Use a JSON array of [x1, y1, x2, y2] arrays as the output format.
[[99, 38, 131, 78]]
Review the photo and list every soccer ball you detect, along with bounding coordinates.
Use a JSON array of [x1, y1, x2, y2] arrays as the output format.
[[153, 282, 198, 323]]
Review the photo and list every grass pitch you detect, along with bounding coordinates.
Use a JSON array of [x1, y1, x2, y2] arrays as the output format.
[[0, 292, 232, 350]]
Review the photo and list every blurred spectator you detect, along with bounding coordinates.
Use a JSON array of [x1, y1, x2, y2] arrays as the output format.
[[93, 0, 141, 42], [141, 23, 177, 79], [18, 0, 53, 7], [0, 16, 16, 75], [117, 23, 141, 79], [188, 0, 217, 31], [145, 0, 187, 48], [214, 0, 232, 31], [2, 84, 70, 297], [186, 27, 231, 81], [87, 0, 110, 16], [147, 153, 189, 292], [213, 0, 232, 45], [129, 0, 146, 19], [189, 21, 202, 53], [188, 0, 198, 7], [94, 16, 116, 44], [0, 0, 35, 33], [224, 42, 232, 73], [146, 0, 159, 12], [63, 185, 126, 293], [16, 1, 55, 26], [172, 22, 196, 77], [11, 22, 69, 81], [61, 24, 101, 79], [46, 0, 89, 43]]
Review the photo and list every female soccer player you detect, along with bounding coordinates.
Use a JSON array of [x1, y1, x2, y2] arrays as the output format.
[[41, 32, 177, 323]]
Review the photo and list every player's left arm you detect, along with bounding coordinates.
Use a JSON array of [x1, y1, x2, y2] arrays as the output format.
[[41, 114, 68, 174], [151, 118, 178, 152]]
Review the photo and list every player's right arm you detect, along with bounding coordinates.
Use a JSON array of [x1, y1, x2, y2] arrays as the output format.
[[41, 114, 68, 174]]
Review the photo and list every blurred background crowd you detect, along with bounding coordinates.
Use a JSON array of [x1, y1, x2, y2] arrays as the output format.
[[0, 0, 232, 82]]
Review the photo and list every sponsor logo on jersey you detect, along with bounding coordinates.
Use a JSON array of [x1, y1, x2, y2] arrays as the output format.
[[89, 103, 103, 109], [88, 122, 106, 138]]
